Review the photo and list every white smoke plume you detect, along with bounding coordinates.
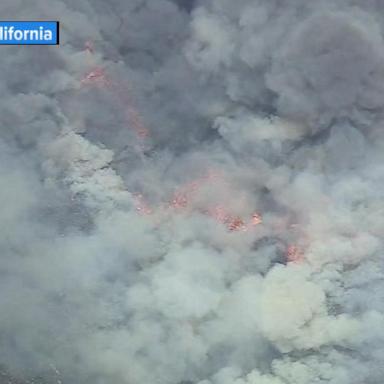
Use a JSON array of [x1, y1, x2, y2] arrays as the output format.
[[0, 0, 384, 383]]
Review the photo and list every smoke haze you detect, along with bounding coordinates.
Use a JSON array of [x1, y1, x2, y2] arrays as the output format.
[[0, 1, 384, 383]]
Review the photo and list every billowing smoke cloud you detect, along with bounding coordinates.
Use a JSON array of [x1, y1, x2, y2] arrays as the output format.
[[0, 0, 384, 383]]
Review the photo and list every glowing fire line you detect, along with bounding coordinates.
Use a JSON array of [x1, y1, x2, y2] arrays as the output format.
[[79, 42, 306, 264], [80, 42, 150, 143]]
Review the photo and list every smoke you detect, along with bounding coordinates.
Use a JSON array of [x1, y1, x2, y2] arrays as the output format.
[[0, 0, 384, 383]]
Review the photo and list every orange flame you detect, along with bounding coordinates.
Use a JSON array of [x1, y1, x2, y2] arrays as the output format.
[[80, 67, 110, 86], [286, 244, 305, 263], [132, 193, 153, 216], [80, 41, 151, 143]]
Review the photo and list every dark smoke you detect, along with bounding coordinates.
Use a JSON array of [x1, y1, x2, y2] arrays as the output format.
[[0, 1, 384, 384]]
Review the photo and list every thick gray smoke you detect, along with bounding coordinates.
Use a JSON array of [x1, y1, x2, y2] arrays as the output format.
[[1, 0, 384, 383]]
